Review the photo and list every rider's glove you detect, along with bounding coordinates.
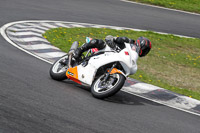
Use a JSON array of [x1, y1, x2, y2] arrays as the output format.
[[129, 39, 135, 44], [114, 37, 130, 44], [105, 35, 116, 49]]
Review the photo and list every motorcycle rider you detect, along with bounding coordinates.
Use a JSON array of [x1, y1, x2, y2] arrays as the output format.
[[73, 35, 151, 59]]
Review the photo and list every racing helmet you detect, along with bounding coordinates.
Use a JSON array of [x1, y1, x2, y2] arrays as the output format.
[[136, 37, 151, 57]]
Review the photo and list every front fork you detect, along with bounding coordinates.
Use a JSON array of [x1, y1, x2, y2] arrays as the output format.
[[102, 63, 117, 82]]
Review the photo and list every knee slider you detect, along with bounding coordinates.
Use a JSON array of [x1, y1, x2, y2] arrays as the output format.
[[90, 39, 98, 45]]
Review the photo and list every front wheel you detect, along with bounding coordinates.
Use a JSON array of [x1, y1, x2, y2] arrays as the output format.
[[91, 73, 126, 99], [49, 55, 69, 81]]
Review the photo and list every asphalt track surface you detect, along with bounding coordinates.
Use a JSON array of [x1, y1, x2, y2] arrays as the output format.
[[0, 0, 200, 133]]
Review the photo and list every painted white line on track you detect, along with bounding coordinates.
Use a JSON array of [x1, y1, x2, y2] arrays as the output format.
[[125, 82, 163, 93], [70, 24, 86, 28], [110, 27, 126, 30], [91, 25, 105, 28], [41, 51, 66, 58], [55, 23, 71, 28], [122, 89, 200, 116], [40, 22, 58, 29], [20, 37, 49, 43], [14, 24, 50, 31], [1, 20, 200, 117], [12, 24, 34, 28], [26, 44, 60, 50], [120, 0, 200, 16], [8, 27, 45, 33], [155, 31, 192, 38], [3, 20, 196, 38], [25, 23, 51, 30], [23, 23, 38, 26], [167, 96, 197, 109], [0, 22, 52, 64], [7, 31, 42, 37]]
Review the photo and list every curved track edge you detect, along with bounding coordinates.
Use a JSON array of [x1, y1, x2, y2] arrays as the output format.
[[1, 20, 200, 116]]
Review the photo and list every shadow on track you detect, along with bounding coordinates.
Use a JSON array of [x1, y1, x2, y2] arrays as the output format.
[[60, 79, 162, 107]]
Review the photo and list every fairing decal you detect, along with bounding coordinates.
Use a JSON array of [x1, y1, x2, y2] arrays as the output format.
[[66, 66, 81, 84]]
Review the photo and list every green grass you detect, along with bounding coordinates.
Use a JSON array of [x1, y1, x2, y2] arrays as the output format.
[[130, 0, 200, 13], [43, 27, 200, 100]]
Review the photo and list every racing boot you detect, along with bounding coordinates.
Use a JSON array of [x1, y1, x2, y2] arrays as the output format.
[[73, 39, 105, 59]]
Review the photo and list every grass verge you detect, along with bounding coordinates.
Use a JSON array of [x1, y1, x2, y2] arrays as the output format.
[[129, 0, 200, 14], [43, 27, 200, 100]]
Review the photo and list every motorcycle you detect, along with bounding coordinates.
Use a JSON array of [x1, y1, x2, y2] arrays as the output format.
[[49, 37, 138, 99]]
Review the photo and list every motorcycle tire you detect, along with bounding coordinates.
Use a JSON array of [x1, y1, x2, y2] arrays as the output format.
[[49, 55, 69, 81], [91, 73, 125, 99]]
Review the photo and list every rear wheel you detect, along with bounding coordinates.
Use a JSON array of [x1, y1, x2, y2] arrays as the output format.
[[49, 55, 69, 81], [91, 73, 125, 99]]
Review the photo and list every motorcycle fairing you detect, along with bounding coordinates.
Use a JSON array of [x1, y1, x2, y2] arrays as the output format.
[[66, 66, 82, 84], [77, 48, 138, 85], [66, 44, 138, 86]]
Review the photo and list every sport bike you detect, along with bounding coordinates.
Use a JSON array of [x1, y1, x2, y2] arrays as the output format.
[[49, 38, 138, 99]]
